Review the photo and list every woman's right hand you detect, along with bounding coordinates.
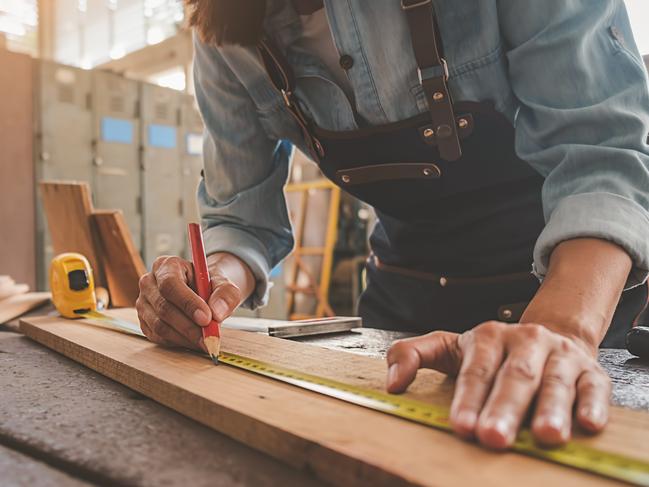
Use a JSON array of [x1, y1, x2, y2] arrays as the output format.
[[136, 253, 254, 351]]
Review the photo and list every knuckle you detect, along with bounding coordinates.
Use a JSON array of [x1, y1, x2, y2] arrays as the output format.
[[519, 323, 547, 341], [152, 256, 169, 271], [543, 371, 571, 391], [387, 339, 413, 361], [389, 340, 408, 355], [556, 336, 574, 354], [579, 370, 610, 395], [461, 364, 492, 383], [475, 321, 503, 339], [502, 357, 538, 382], [578, 378, 599, 395], [138, 273, 152, 291]]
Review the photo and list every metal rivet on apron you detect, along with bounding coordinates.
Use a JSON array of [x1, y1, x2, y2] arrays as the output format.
[[502, 309, 513, 320], [433, 92, 444, 102], [439, 277, 447, 287], [436, 125, 452, 139], [339, 54, 354, 70], [423, 128, 435, 139], [458, 118, 468, 129], [341, 174, 351, 183], [423, 168, 434, 176], [314, 139, 325, 158]]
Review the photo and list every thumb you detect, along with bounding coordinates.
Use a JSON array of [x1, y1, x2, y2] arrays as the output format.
[[208, 275, 243, 322], [386, 331, 462, 394]]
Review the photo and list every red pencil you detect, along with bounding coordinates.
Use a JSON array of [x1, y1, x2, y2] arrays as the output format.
[[188, 223, 221, 364]]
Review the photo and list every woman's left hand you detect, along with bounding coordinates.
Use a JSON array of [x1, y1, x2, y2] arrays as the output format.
[[386, 321, 610, 449]]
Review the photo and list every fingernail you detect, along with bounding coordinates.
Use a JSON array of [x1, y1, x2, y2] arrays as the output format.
[[456, 410, 477, 430], [545, 415, 568, 438], [387, 364, 399, 388], [212, 299, 229, 322], [193, 309, 209, 326], [581, 404, 606, 427], [487, 416, 514, 445]]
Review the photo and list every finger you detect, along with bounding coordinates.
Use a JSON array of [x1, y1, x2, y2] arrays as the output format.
[[137, 301, 173, 347], [386, 331, 461, 394], [154, 258, 211, 326], [147, 284, 204, 347], [575, 367, 611, 433], [531, 350, 581, 446], [450, 330, 505, 438], [139, 295, 199, 350], [152, 255, 172, 274], [137, 305, 155, 341], [136, 293, 163, 343], [208, 275, 243, 322], [477, 326, 551, 449]]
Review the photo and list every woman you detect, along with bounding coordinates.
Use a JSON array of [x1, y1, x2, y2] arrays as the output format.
[[136, 0, 649, 449]]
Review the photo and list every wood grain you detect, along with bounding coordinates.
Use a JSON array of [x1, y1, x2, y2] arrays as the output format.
[[21, 309, 649, 487], [39, 182, 106, 288], [92, 210, 146, 307], [0, 49, 36, 289], [0, 292, 50, 324]]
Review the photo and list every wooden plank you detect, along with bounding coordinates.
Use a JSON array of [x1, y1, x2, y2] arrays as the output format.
[[19, 309, 649, 487], [0, 292, 50, 324], [0, 49, 36, 289], [91, 210, 146, 308], [39, 182, 106, 287]]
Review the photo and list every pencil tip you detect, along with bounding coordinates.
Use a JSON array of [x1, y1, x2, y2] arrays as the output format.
[[204, 335, 221, 365]]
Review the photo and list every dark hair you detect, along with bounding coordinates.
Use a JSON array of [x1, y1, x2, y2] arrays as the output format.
[[185, 0, 267, 46]]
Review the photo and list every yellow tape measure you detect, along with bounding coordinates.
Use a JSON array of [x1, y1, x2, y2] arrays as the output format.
[[218, 352, 649, 487], [73, 303, 649, 486]]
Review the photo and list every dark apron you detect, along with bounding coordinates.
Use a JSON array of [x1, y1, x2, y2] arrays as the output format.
[[258, 0, 648, 348]]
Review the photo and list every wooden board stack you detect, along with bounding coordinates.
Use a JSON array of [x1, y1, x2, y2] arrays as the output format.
[[20, 309, 649, 487], [40, 181, 146, 307]]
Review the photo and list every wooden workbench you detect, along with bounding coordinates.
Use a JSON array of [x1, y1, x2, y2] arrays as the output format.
[[2, 311, 648, 486]]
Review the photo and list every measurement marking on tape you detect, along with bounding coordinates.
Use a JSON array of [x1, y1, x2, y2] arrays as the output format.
[[219, 352, 649, 487]]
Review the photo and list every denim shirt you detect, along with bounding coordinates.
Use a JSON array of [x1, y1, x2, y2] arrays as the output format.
[[193, 0, 649, 308]]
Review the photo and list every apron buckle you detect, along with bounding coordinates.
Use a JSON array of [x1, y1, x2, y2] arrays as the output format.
[[417, 59, 449, 83]]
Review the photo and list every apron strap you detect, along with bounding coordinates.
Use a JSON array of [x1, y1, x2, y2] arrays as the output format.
[[401, 0, 462, 161], [258, 38, 325, 160]]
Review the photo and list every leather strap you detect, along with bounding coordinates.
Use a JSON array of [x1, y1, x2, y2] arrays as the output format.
[[258, 38, 324, 160], [336, 162, 441, 186], [401, 0, 462, 161]]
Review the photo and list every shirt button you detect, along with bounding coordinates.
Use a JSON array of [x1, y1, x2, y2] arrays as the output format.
[[339, 54, 354, 70]]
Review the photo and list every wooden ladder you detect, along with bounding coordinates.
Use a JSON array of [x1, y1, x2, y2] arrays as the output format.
[[284, 179, 341, 319]]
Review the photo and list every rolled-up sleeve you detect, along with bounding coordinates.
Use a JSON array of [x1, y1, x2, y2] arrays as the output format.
[[498, 0, 649, 287], [193, 35, 294, 308]]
